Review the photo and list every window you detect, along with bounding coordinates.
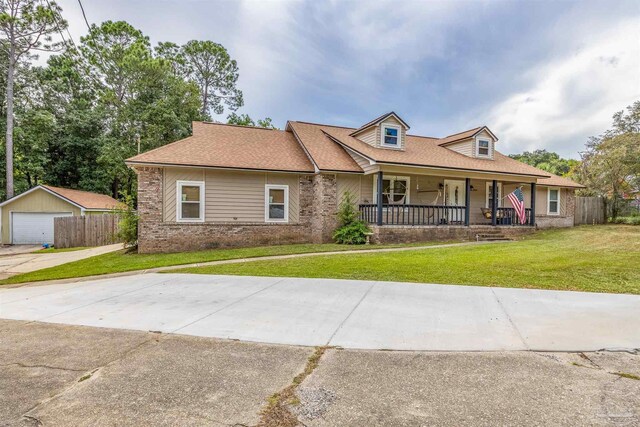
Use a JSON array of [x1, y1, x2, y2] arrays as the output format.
[[548, 188, 560, 215], [177, 181, 204, 222], [265, 184, 289, 222], [381, 125, 400, 147], [374, 176, 409, 204], [476, 139, 491, 157], [485, 182, 502, 209]]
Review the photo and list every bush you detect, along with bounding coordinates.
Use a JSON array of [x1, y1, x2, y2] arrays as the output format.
[[608, 216, 640, 225], [333, 191, 370, 244], [117, 193, 139, 249]]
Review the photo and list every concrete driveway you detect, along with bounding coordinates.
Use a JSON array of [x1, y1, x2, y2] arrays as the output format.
[[2, 273, 638, 351], [0, 244, 122, 279]]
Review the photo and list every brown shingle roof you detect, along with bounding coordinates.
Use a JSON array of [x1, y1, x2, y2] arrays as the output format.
[[126, 122, 315, 173], [42, 185, 120, 210], [288, 121, 363, 173], [537, 174, 585, 188], [124, 119, 583, 188], [294, 122, 553, 178]]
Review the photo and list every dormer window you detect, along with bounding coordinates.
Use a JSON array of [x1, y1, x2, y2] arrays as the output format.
[[381, 125, 400, 147], [477, 139, 491, 157]]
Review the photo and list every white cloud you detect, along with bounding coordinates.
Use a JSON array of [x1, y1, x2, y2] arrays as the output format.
[[484, 19, 640, 157]]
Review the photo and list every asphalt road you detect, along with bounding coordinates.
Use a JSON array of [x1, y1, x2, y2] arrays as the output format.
[[2, 319, 639, 426]]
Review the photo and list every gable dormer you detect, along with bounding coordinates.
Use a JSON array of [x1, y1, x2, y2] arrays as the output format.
[[350, 112, 410, 150], [439, 126, 498, 160]]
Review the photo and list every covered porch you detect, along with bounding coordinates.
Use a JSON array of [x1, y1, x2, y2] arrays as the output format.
[[355, 169, 537, 227]]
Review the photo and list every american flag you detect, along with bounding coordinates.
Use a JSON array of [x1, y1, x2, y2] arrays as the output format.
[[507, 187, 526, 224]]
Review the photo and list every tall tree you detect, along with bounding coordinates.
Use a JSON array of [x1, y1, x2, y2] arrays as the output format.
[[181, 40, 243, 118], [509, 149, 578, 177], [0, 0, 65, 198], [577, 101, 640, 219], [78, 21, 201, 197]]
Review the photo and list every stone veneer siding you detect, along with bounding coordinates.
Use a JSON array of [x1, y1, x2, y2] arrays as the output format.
[[136, 167, 338, 253]]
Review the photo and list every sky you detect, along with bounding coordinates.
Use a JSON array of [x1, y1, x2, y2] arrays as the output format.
[[52, 0, 640, 158]]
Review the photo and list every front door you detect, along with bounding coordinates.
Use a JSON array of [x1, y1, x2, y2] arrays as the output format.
[[443, 180, 466, 223]]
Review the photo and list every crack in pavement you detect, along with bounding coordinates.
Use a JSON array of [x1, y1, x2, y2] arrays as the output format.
[[326, 282, 376, 346], [491, 288, 530, 350], [0, 362, 86, 373]]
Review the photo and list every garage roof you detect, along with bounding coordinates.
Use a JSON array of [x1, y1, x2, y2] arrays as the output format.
[[0, 185, 120, 210]]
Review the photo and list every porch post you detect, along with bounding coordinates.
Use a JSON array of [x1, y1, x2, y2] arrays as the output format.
[[530, 182, 536, 226], [464, 178, 471, 226], [491, 180, 498, 226], [376, 171, 383, 226]]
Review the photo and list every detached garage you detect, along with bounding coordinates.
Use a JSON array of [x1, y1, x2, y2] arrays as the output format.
[[0, 185, 119, 245]]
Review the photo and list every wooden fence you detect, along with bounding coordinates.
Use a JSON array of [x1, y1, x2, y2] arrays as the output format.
[[54, 214, 122, 248], [574, 196, 606, 225]]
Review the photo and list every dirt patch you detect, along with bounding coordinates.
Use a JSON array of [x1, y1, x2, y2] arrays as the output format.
[[258, 346, 328, 427]]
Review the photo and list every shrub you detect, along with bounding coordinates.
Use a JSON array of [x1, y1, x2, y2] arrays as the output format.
[[117, 193, 139, 249], [608, 216, 640, 225], [333, 191, 370, 244]]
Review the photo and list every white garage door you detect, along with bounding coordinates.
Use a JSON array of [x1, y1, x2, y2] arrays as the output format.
[[12, 212, 73, 244]]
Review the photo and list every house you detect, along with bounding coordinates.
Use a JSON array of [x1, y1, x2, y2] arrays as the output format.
[[126, 112, 584, 253], [0, 185, 120, 245]]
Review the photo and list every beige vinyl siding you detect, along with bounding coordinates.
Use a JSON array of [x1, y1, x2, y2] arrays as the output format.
[[347, 149, 377, 174], [163, 167, 205, 222], [447, 139, 474, 157], [361, 177, 374, 204], [337, 174, 362, 205], [163, 167, 301, 224], [206, 170, 265, 222], [356, 127, 377, 147], [1, 188, 81, 243]]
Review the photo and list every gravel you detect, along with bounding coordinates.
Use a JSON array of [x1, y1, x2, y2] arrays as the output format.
[[292, 387, 337, 420]]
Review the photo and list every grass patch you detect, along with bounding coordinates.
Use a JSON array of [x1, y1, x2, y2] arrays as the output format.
[[32, 246, 89, 254], [0, 242, 442, 285], [613, 372, 640, 381], [173, 225, 640, 294], [258, 346, 327, 427]]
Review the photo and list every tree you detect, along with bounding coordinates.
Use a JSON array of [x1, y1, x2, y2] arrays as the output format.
[[181, 40, 242, 118], [227, 112, 278, 129], [509, 149, 578, 177], [0, 0, 65, 198], [77, 21, 201, 197], [576, 102, 640, 219]]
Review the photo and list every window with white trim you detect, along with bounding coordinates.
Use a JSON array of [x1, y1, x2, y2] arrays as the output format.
[[381, 124, 400, 147], [476, 139, 491, 157], [547, 188, 560, 215], [177, 181, 204, 222], [374, 176, 410, 204], [265, 184, 289, 222], [485, 182, 502, 209]]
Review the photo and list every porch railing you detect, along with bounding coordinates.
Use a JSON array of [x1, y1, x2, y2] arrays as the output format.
[[358, 204, 533, 226], [359, 204, 466, 226], [496, 207, 533, 226]]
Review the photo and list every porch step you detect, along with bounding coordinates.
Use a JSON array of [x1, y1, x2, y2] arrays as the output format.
[[476, 233, 512, 242]]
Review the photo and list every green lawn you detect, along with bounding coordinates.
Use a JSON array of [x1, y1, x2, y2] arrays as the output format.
[[0, 242, 441, 285], [32, 246, 89, 254], [173, 226, 640, 295]]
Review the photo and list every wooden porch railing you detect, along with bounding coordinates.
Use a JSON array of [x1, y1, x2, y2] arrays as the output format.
[[358, 204, 533, 226], [496, 207, 533, 226], [359, 204, 466, 226]]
